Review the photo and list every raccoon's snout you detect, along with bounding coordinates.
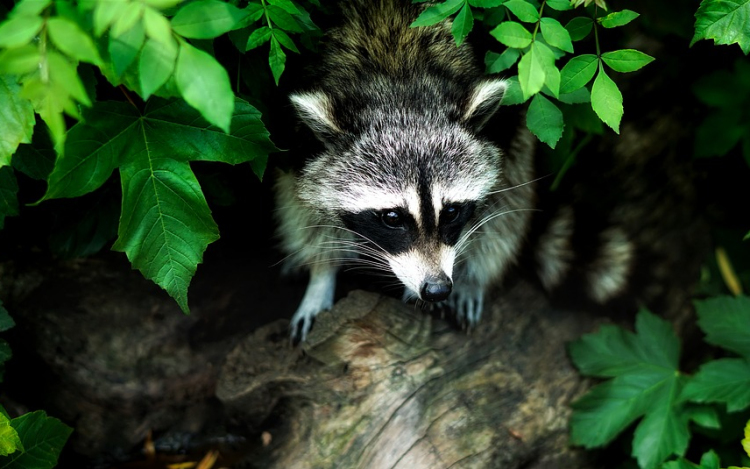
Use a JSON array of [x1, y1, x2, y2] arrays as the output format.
[[421, 275, 452, 302]]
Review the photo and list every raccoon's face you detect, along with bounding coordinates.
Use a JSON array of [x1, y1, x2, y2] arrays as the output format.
[[291, 78, 507, 302]]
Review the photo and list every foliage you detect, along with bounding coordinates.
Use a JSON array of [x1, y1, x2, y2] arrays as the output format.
[[0, 304, 71, 468], [569, 296, 750, 469]]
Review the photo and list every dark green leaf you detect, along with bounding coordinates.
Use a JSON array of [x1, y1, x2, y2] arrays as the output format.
[[246, 26, 272, 50], [565, 16, 593, 41], [503, 0, 539, 23], [526, 94, 564, 148], [411, 0, 464, 27], [695, 295, 750, 358], [485, 48, 520, 73], [699, 451, 721, 469], [267, 0, 301, 15], [171, 0, 247, 38], [0, 302, 14, 332], [0, 167, 18, 230], [691, 0, 750, 54], [601, 49, 655, 73], [694, 109, 744, 158], [2, 411, 72, 469], [499, 76, 527, 105], [591, 65, 623, 133], [175, 41, 234, 132], [269, 36, 286, 85], [598, 9, 640, 28], [266, 4, 303, 32], [682, 359, 750, 412], [12, 122, 55, 181], [451, 3, 474, 45], [272, 28, 299, 53], [468, 0, 504, 7]]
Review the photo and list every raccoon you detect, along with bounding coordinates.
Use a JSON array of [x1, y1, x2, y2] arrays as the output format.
[[274, 0, 664, 342], [274, 0, 536, 341]]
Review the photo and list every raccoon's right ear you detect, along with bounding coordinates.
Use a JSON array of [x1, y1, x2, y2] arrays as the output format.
[[290, 91, 342, 142], [462, 78, 508, 130]]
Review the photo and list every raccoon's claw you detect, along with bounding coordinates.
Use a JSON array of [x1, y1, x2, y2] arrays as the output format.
[[290, 266, 336, 344], [448, 288, 484, 329]]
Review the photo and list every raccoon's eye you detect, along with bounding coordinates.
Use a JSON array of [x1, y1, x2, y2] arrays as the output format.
[[442, 205, 461, 224], [380, 210, 404, 229]]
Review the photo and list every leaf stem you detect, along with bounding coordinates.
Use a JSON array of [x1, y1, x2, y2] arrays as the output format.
[[261, 0, 273, 30], [119, 85, 138, 109], [532, 1, 546, 38], [593, 5, 601, 58], [550, 133, 592, 191]]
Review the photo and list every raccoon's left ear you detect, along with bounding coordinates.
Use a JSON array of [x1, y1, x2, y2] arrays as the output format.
[[462, 78, 508, 130], [290, 91, 342, 142]]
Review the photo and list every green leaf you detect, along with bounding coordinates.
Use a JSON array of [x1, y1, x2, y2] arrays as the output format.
[[111, 1, 144, 38], [0, 75, 35, 168], [114, 158, 218, 313], [546, 0, 571, 10], [44, 98, 274, 309], [540, 17, 573, 53], [12, 122, 55, 181], [699, 450, 721, 469], [142, 6, 173, 47], [246, 26, 272, 50], [108, 19, 145, 78], [695, 109, 744, 158], [2, 411, 72, 469], [570, 311, 688, 469], [499, 76, 527, 105], [590, 65, 622, 133], [485, 48, 521, 73], [139, 36, 178, 100], [682, 359, 750, 412], [598, 9, 640, 28], [0, 302, 14, 332], [0, 167, 19, 230], [10, 0, 51, 17], [0, 15, 43, 48], [565, 16, 593, 41], [46, 17, 103, 66], [266, 4, 303, 32], [267, 0, 300, 14], [451, 3, 474, 45], [695, 295, 750, 358], [518, 41, 554, 100], [272, 28, 299, 53], [559, 54, 597, 94], [490, 21, 532, 48], [0, 412, 22, 457], [683, 405, 721, 429], [171, 0, 247, 38], [94, 0, 128, 37], [269, 36, 286, 85], [411, 0, 464, 27], [691, 0, 750, 54], [469, 0, 504, 7], [526, 94, 564, 148], [503, 0, 539, 23], [175, 41, 233, 133], [0, 44, 41, 75], [601, 49, 655, 73]]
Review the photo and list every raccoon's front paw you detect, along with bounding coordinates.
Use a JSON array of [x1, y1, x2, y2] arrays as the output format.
[[446, 287, 485, 330], [290, 305, 322, 345]]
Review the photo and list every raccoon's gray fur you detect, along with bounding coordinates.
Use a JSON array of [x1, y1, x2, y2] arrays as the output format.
[[275, 0, 646, 341]]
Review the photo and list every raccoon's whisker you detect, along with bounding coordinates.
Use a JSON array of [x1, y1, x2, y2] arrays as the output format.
[[485, 175, 548, 196]]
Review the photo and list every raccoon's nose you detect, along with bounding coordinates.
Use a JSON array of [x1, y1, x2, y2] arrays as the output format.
[[421, 276, 452, 302]]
